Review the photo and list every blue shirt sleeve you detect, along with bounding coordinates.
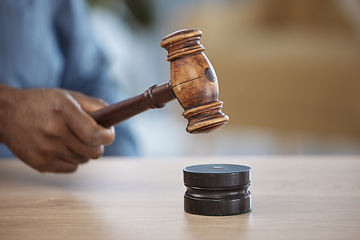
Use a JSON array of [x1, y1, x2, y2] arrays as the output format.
[[0, 0, 138, 157]]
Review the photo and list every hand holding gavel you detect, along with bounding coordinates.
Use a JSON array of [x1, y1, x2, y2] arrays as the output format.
[[90, 29, 229, 133], [0, 29, 227, 173]]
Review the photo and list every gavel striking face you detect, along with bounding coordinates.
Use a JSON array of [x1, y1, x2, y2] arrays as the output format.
[[90, 29, 229, 133]]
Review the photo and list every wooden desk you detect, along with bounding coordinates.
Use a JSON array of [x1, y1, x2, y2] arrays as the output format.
[[0, 156, 359, 240]]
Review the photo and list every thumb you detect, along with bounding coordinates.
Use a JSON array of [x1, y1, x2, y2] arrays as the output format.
[[67, 90, 108, 114]]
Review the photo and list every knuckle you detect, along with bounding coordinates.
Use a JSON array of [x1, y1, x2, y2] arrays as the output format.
[[42, 121, 60, 136], [28, 152, 55, 173], [49, 89, 78, 115], [49, 89, 68, 112], [33, 156, 60, 173]]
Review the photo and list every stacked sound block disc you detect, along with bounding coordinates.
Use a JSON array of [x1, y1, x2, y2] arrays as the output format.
[[183, 164, 252, 216]]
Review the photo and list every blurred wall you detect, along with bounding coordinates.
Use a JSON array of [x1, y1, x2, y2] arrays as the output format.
[[168, 0, 360, 138], [88, 0, 360, 155], [160, 0, 360, 155]]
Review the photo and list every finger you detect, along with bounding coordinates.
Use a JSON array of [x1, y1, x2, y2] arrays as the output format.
[[46, 158, 78, 173], [36, 133, 89, 164], [62, 95, 115, 146], [17, 148, 79, 173], [54, 142, 90, 165], [67, 140, 104, 160], [60, 130, 105, 160], [60, 153, 89, 165], [40, 114, 108, 159], [35, 158, 78, 173]]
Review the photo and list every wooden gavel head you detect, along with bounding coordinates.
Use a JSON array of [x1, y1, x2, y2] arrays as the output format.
[[161, 29, 229, 133], [90, 29, 228, 134]]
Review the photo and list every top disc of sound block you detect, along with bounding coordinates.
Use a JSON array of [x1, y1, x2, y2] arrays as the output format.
[[183, 164, 252, 216]]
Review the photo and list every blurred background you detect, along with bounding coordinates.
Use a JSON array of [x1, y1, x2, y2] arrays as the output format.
[[87, 0, 360, 156]]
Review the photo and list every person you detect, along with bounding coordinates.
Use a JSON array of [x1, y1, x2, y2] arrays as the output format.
[[0, 0, 138, 173]]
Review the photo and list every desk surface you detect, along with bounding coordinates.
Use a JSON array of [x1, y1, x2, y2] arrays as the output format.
[[0, 156, 359, 240]]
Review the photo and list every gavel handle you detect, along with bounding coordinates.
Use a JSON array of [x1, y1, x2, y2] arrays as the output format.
[[90, 82, 176, 128]]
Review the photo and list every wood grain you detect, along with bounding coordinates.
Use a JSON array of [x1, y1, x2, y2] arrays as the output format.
[[90, 29, 228, 133], [0, 156, 359, 240]]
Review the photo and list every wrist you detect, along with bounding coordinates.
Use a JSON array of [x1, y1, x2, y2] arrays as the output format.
[[0, 85, 19, 143]]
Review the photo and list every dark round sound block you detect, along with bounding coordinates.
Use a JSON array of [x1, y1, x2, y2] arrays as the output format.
[[183, 164, 252, 216]]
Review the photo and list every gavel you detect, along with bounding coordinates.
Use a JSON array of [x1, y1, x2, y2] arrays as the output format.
[[90, 29, 229, 134]]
